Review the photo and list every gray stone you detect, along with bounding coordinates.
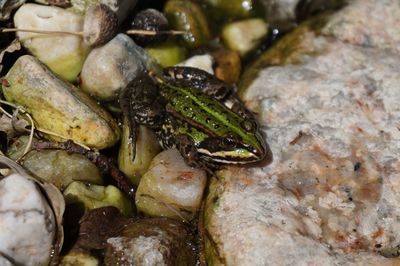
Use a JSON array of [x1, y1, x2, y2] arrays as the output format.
[[205, 0, 400, 264], [0, 174, 56, 266], [80, 34, 146, 101]]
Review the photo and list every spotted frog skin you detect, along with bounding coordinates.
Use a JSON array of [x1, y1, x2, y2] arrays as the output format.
[[120, 66, 270, 169]]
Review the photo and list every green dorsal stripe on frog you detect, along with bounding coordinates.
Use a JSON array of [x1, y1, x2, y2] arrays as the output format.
[[160, 82, 262, 151]]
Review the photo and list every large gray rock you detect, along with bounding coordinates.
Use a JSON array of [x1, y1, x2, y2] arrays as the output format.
[[205, 0, 400, 265]]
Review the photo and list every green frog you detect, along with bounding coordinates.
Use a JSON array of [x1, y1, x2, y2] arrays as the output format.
[[120, 66, 271, 169]]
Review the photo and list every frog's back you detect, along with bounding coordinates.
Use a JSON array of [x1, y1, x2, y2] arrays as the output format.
[[160, 84, 244, 137]]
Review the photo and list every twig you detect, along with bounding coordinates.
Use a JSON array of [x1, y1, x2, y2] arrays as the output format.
[[13, 108, 35, 161], [1, 27, 186, 37], [36, 127, 91, 150], [126, 29, 185, 35], [1, 28, 83, 36], [32, 140, 136, 199]]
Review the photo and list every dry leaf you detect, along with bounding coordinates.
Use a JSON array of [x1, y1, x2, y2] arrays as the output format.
[[0, 0, 25, 20], [0, 39, 21, 72], [0, 113, 30, 140]]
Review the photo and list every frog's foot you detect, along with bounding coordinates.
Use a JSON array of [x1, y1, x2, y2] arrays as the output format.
[[174, 134, 206, 169], [175, 134, 201, 167], [174, 135, 218, 175]]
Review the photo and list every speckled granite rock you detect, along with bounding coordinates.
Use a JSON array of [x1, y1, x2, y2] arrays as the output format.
[[205, 0, 400, 265]]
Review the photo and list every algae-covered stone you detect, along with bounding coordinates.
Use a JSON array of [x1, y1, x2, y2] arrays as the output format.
[[204, 0, 264, 20], [118, 118, 161, 186], [238, 18, 327, 96], [64, 181, 134, 217], [7, 136, 103, 191], [164, 0, 211, 48], [2, 55, 120, 149], [145, 38, 187, 67], [212, 48, 241, 84], [14, 4, 89, 82], [136, 149, 207, 221], [60, 250, 100, 266]]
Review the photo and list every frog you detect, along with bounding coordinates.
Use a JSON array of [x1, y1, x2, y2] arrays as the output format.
[[119, 66, 271, 170]]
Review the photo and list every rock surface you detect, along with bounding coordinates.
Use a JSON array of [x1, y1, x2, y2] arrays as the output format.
[[136, 148, 207, 221], [0, 173, 56, 266], [205, 0, 400, 265]]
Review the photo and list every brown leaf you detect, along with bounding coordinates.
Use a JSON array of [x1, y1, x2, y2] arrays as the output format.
[[0, 113, 29, 140], [0, 39, 21, 73]]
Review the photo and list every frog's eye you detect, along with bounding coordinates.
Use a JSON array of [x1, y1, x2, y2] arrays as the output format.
[[241, 120, 257, 132], [222, 136, 237, 149]]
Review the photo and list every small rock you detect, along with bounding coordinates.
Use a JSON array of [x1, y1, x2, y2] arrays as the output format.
[[14, 3, 89, 82], [3, 55, 121, 149], [136, 148, 207, 221], [0, 173, 56, 266], [80, 34, 146, 101], [118, 120, 161, 186], [104, 218, 196, 266], [177, 54, 214, 74], [7, 136, 104, 191]]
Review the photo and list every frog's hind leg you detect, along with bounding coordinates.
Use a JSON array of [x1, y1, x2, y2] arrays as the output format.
[[119, 78, 139, 161], [163, 66, 232, 101]]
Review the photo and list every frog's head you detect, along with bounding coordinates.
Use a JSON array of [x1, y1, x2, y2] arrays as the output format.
[[197, 120, 269, 164]]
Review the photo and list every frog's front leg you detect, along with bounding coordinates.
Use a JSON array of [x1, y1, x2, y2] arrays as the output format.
[[119, 73, 165, 160], [123, 73, 165, 127], [175, 134, 220, 173], [175, 134, 201, 167], [173, 135, 212, 173]]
